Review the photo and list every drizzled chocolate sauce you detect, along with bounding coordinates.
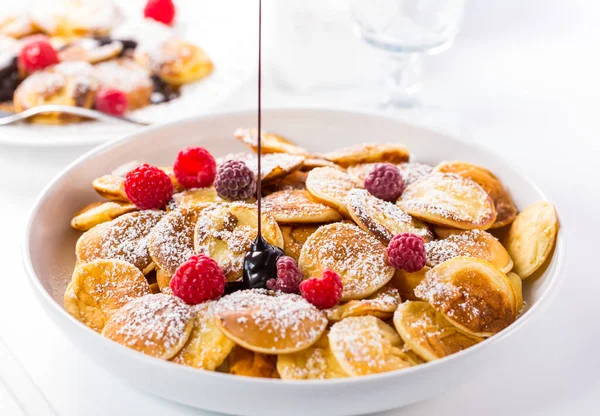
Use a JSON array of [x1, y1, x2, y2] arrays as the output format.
[[227, 0, 285, 293]]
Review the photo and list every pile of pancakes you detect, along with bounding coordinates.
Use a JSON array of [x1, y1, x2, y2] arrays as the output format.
[[64, 130, 559, 379], [0, 0, 213, 124]]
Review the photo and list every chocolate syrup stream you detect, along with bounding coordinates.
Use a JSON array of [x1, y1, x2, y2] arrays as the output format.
[[256, 0, 263, 237], [231, 0, 285, 293]]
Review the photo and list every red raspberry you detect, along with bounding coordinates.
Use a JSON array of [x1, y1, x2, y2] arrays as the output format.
[[170, 254, 226, 304], [144, 0, 176, 26], [214, 160, 257, 201], [387, 233, 426, 272], [124, 163, 174, 209], [266, 256, 303, 293], [299, 269, 343, 309], [364, 163, 405, 202], [173, 146, 217, 189], [95, 88, 128, 116], [18, 40, 59, 73]]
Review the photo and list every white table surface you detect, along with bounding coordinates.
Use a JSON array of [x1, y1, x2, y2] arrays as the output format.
[[1, 0, 599, 415]]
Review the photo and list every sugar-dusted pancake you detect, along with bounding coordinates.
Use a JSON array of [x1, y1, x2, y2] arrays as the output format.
[[426, 228, 513, 273], [398, 172, 497, 230], [323, 143, 410, 167], [93, 58, 153, 110], [148, 205, 211, 276], [328, 316, 414, 376], [194, 203, 283, 281], [171, 302, 235, 370], [393, 301, 483, 361], [262, 189, 342, 224], [13, 62, 98, 124], [346, 188, 433, 243], [277, 331, 349, 380], [102, 294, 193, 360], [414, 257, 517, 337], [214, 289, 328, 354], [298, 223, 394, 301], [169, 187, 224, 209], [58, 37, 123, 64], [504, 200, 558, 278], [135, 38, 213, 85], [64, 259, 151, 332], [0, 12, 36, 38], [306, 167, 359, 218], [324, 284, 402, 322], [76, 210, 165, 275], [71, 200, 138, 231], [435, 161, 517, 228]]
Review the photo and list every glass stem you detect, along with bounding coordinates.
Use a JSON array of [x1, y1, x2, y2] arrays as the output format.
[[383, 53, 422, 108]]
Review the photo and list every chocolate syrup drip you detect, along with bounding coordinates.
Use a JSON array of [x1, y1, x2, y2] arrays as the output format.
[[227, 0, 284, 293], [0, 57, 20, 102]]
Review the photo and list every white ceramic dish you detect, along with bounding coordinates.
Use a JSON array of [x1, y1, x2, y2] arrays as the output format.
[[1, 0, 256, 147], [24, 109, 564, 416]]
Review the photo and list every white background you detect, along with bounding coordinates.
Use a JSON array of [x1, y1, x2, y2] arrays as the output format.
[[1, 0, 600, 415]]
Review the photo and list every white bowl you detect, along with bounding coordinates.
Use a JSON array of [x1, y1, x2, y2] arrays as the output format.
[[23, 109, 564, 416]]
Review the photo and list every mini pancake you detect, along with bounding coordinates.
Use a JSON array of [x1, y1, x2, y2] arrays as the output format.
[[13, 62, 98, 124], [234, 128, 310, 156], [102, 294, 193, 360], [277, 331, 349, 380], [228, 346, 280, 378], [324, 284, 402, 322], [76, 210, 165, 275], [426, 228, 513, 273], [194, 203, 284, 281], [298, 223, 394, 301], [435, 161, 517, 228], [328, 316, 414, 376], [71, 200, 138, 231], [414, 257, 517, 337], [279, 224, 320, 261], [346, 188, 434, 244], [64, 259, 151, 332], [506, 272, 524, 312], [135, 38, 213, 85], [504, 200, 558, 278], [171, 302, 235, 370], [323, 143, 410, 167], [214, 289, 327, 354], [93, 58, 153, 110], [262, 189, 343, 224], [398, 172, 497, 230], [393, 301, 483, 362], [59, 38, 123, 64], [306, 167, 359, 218], [148, 205, 211, 276]]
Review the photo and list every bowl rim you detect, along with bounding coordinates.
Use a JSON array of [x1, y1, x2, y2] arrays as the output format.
[[22, 107, 566, 387]]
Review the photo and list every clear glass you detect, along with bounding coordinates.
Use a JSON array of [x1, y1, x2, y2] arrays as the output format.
[[348, 0, 466, 107]]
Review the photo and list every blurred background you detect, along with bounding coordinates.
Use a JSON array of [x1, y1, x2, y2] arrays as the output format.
[[1, 0, 599, 415]]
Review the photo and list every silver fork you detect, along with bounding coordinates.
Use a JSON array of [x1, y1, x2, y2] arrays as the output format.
[[0, 105, 150, 126]]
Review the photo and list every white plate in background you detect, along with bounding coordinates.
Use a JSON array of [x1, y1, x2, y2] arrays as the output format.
[[0, 0, 257, 147]]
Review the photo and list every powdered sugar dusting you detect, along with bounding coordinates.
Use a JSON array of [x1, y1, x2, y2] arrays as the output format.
[[105, 294, 192, 357], [346, 188, 433, 243], [299, 223, 393, 299], [77, 210, 165, 272], [426, 230, 493, 267], [215, 289, 327, 351]]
